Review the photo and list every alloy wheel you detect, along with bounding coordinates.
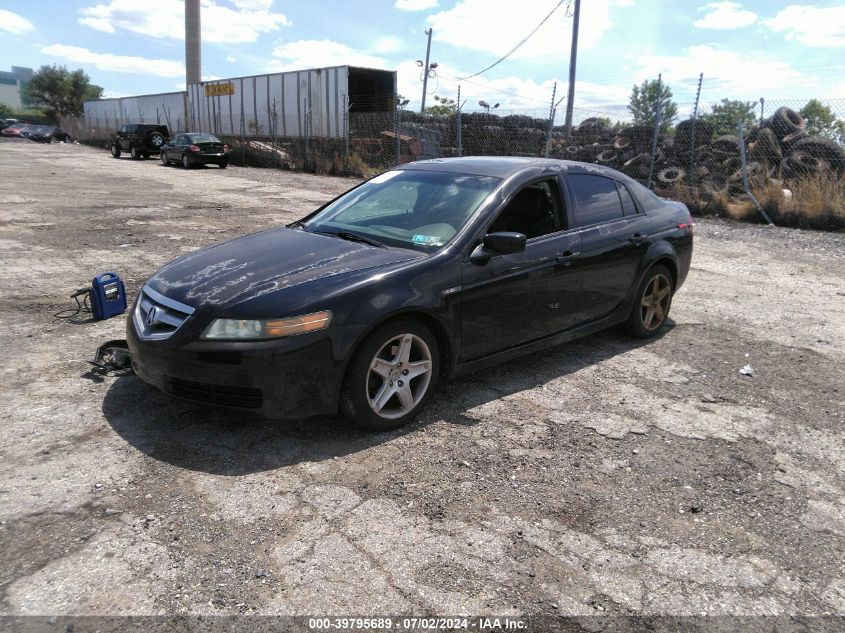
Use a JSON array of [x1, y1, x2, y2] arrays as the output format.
[[366, 333, 433, 419], [640, 273, 671, 331]]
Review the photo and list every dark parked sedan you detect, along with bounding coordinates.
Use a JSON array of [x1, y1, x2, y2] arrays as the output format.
[[128, 157, 693, 429], [160, 133, 230, 168], [27, 126, 71, 143]]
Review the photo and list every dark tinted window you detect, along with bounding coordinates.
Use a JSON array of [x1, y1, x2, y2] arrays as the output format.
[[616, 182, 638, 216], [187, 133, 221, 143], [568, 174, 624, 227], [489, 179, 561, 239]]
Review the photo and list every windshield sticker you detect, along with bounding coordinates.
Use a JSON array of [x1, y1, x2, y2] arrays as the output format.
[[411, 234, 443, 246], [369, 170, 403, 184]]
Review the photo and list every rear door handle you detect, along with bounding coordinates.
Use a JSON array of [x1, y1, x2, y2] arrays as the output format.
[[556, 251, 580, 264], [629, 233, 647, 245]]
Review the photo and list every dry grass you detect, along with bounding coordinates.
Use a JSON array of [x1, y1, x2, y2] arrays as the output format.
[[662, 173, 845, 231]]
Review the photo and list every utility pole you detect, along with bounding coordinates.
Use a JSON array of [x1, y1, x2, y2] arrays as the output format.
[[185, 0, 201, 87], [563, 0, 581, 138], [420, 28, 433, 114]]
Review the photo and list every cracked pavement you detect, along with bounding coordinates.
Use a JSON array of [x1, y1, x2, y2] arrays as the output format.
[[0, 140, 843, 624]]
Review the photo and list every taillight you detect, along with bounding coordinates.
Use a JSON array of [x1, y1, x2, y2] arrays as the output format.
[[678, 214, 695, 234], [189, 144, 200, 152], [223, 144, 229, 152]]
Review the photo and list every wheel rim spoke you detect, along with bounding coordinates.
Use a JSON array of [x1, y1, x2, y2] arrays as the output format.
[[370, 381, 394, 413], [395, 384, 415, 409], [397, 334, 414, 365], [371, 358, 393, 379], [404, 360, 431, 380]]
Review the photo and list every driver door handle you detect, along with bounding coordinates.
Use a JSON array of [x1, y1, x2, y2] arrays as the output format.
[[629, 232, 647, 245], [556, 250, 580, 265]]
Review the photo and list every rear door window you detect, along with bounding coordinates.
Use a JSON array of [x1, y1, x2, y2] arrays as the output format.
[[567, 174, 625, 228]]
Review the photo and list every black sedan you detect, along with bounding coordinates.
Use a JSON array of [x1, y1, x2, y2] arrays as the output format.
[[160, 133, 230, 168], [127, 157, 693, 429], [27, 126, 71, 143]]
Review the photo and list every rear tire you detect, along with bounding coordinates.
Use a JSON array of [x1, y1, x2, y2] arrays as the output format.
[[130, 145, 140, 159], [340, 319, 439, 431], [626, 265, 673, 338], [110, 143, 121, 158], [219, 160, 228, 169], [182, 155, 190, 169], [160, 152, 168, 166]]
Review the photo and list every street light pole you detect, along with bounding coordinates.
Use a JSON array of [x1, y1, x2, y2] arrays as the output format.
[[563, 0, 581, 137], [420, 28, 433, 114]]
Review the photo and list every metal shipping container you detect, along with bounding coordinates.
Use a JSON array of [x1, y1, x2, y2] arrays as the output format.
[[188, 66, 395, 139], [83, 91, 187, 133]]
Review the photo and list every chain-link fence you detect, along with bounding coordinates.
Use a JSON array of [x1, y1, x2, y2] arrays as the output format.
[[65, 93, 845, 229]]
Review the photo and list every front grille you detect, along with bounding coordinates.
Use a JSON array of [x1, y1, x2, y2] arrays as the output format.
[[134, 285, 193, 340], [167, 378, 263, 409]]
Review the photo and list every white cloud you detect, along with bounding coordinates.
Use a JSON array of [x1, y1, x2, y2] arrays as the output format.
[[375, 36, 403, 54], [41, 44, 184, 77], [631, 44, 813, 100], [426, 0, 619, 61], [395, 59, 629, 113], [0, 9, 34, 33], [269, 40, 388, 72], [226, 55, 238, 62], [694, 2, 757, 29], [395, 0, 439, 10], [764, 4, 845, 47], [78, 0, 290, 44]]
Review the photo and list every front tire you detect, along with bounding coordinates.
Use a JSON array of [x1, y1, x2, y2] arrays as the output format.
[[626, 264, 673, 338], [110, 143, 121, 158], [160, 152, 168, 166], [341, 319, 439, 430], [130, 145, 141, 159]]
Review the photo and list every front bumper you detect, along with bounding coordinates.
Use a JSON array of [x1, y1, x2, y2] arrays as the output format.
[[127, 311, 360, 419]]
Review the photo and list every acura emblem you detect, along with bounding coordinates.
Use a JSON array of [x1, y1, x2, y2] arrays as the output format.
[[146, 306, 161, 326]]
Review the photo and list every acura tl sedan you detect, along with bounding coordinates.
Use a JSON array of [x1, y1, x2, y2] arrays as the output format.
[[127, 157, 693, 430]]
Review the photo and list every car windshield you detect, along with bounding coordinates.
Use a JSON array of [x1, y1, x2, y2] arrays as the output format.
[[188, 134, 220, 143], [302, 169, 500, 252]]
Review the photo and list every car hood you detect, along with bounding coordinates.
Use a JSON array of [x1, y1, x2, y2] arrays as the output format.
[[147, 227, 420, 316]]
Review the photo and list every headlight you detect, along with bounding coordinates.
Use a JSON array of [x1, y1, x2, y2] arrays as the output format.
[[201, 310, 332, 340]]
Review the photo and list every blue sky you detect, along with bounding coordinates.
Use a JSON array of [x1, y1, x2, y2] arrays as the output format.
[[1, 0, 843, 115]]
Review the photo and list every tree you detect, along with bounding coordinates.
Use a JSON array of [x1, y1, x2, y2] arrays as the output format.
[[700, 99, 758, 136], [424, 94, 457, 116], [800, 99, 845, 144], [628, 79, 677, 131], [22, 65, 103, 121], [0, 103, 13, 119]]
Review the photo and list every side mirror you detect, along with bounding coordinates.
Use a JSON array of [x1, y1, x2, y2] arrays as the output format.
[[469, 231, 527, 262]]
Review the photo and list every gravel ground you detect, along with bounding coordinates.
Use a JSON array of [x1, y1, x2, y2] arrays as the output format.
[[0, 140, 843, 629]]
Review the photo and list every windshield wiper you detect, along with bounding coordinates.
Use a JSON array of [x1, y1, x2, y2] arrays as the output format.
[[321, 230, 386, 248]]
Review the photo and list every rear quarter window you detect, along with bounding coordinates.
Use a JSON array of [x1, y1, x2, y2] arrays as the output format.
[[627, 180, 666, 212]]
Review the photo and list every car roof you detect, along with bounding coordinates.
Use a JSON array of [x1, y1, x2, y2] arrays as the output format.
[[400, 156, 632, 181]]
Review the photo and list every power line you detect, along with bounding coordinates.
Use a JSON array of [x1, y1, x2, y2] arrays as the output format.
[[459, 0, 567, 81], [438, 73, 550, 104]]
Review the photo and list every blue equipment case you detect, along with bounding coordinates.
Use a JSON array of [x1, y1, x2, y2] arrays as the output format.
[[90, 272, 127, 320]]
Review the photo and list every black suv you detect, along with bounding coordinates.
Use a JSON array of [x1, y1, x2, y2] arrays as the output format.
[[110, 124, 170, 159]]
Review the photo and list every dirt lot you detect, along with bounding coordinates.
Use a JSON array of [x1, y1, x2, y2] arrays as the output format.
[[0, 140, 843, 627]]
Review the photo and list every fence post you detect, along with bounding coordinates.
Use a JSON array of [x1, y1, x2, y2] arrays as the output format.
[[342, 93, 349, 175], [759, 98, 765, 124], [544, 82, 558, 158], [688, 73, 704, 181], [272, 98, 279, 169], [302, 97, 309, 166], [394, 92, 401, 166], [456, 84, 462, 157], [737, 119, 773, 225], [647, 73, 663, 188]]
